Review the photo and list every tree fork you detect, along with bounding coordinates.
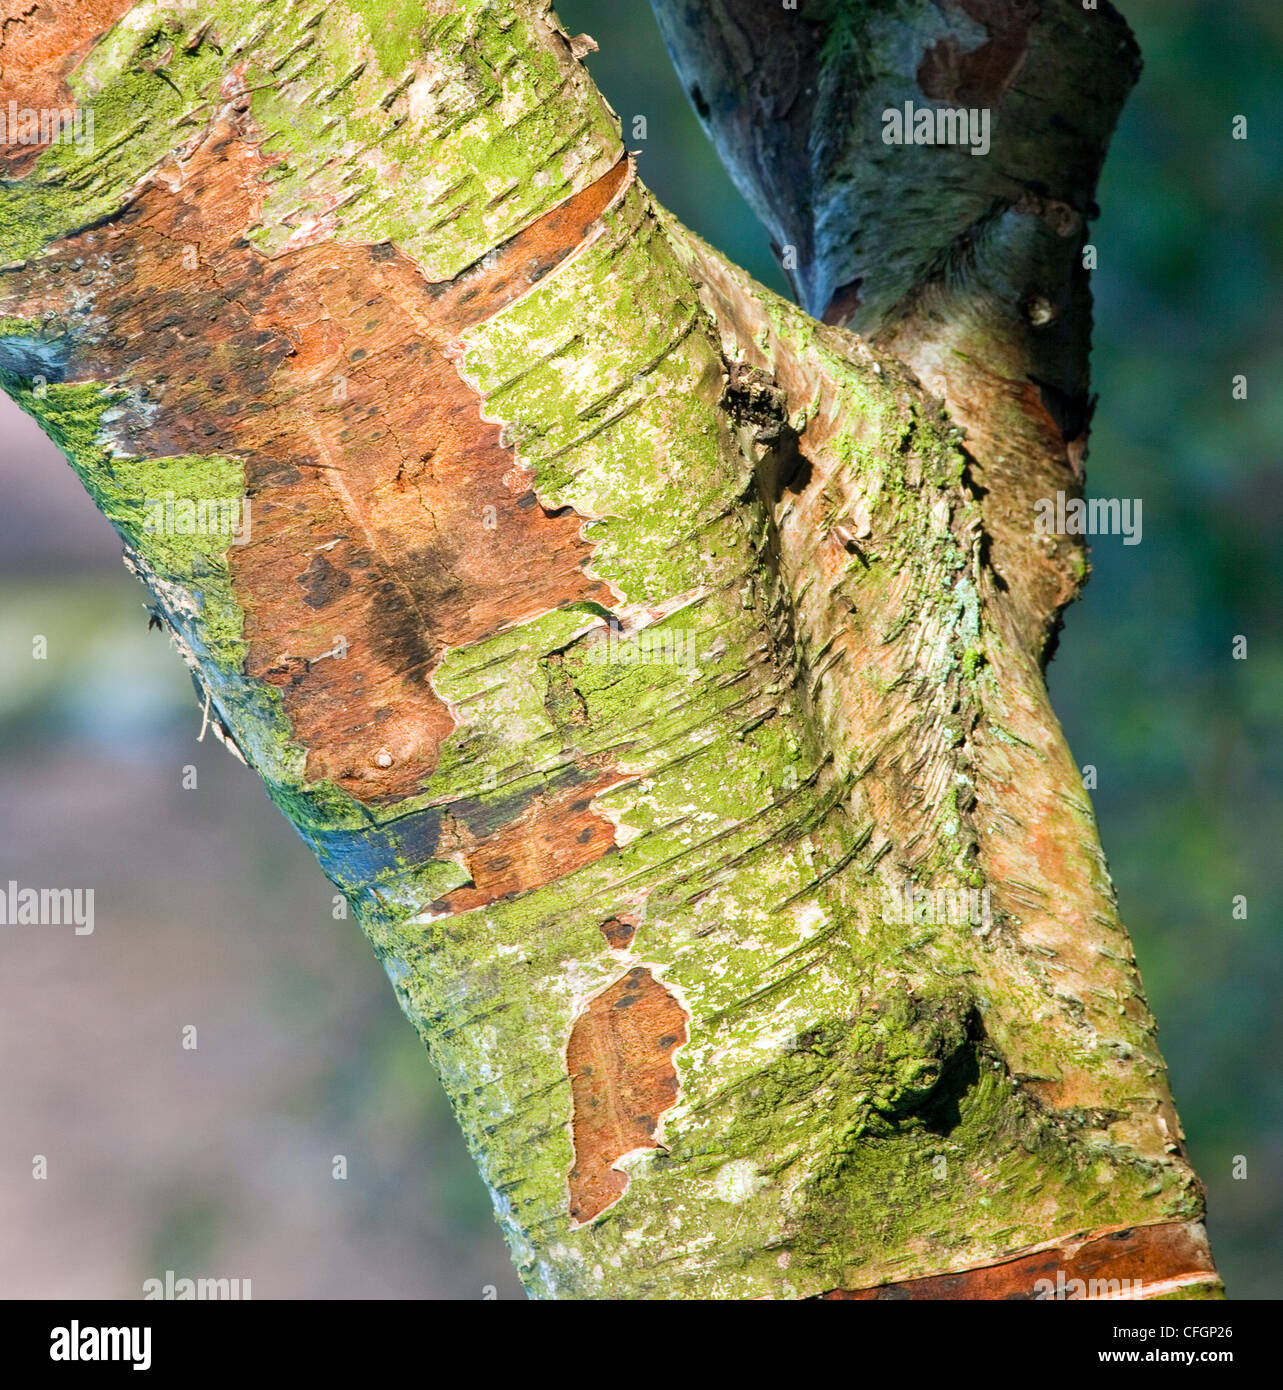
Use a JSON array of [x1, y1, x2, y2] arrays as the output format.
[[0, 0, 1219, 1299], [651, 0, 1141, 657]]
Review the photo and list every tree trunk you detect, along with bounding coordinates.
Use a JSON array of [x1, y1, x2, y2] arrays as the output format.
[[0, 0, 1220, 1299]]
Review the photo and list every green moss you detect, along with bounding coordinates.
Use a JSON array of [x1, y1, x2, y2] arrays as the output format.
[[1, 25, 223, 261], [1147, 1282, 1226, 1300], [244, 0, 620, 273], [3, 378, 249, 666]]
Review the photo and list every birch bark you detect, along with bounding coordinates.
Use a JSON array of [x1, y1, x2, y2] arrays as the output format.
[[0, 0, 1218, 1298]]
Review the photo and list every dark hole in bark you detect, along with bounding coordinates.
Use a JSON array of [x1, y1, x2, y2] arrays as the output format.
[[914, 1007, 986, 1138]]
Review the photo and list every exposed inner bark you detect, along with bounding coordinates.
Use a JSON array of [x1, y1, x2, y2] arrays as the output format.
[[0, 0, 133, 175], [824, 1219, 1220, 1301], [2, 121, 629, 802], [567, 965, 689, 1225], [917, 0, 1039, 108]]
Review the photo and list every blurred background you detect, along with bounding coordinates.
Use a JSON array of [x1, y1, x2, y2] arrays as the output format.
[[1, 0, 1278, 1298]]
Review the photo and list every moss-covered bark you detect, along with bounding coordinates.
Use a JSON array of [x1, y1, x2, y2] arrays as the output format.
[[0, 0, 1218, 1298]]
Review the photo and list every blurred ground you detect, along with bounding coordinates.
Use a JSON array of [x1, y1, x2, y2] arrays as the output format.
[[0, 0, 1278, 1299]]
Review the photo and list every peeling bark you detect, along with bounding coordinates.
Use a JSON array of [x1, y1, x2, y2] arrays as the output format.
[[1, 122, 627, 800], [824, 1219, 1220, 1301], [567, 965, 689, 1225], [0, 0, 1218, 1299]]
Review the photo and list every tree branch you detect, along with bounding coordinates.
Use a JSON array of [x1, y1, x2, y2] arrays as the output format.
[[650, 0, 1142, 653]]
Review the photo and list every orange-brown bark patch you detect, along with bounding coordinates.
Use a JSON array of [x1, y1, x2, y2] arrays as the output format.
[[821, 278, 863, 327], [3, 118, 629, 802], [567, 966, 688, 1224], [599, 915, 638, 951], [823, 1219, 1218, 1299], [434, 772, 621, 914]]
